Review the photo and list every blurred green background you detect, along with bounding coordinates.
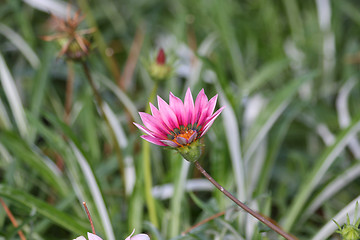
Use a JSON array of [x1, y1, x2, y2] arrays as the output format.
[[1, 0, 360, 239]]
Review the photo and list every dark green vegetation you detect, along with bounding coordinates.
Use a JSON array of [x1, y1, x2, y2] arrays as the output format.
[[1, 0, 360, 239]]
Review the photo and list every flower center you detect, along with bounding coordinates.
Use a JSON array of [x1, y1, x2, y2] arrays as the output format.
[[167, 125, 200, 146], [177, 129, 195, 139]]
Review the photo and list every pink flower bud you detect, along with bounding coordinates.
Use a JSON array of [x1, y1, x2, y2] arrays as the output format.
[[156, 48, 166, 65]]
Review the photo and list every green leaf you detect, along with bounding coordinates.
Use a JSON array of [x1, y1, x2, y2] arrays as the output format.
[[0, 131, 69, 197], [245, 59, 289, 95], [283, 112, 360, 231], [0, 185, 88, 235], [244, 71, 318, 163], [0, 53, 28, 137]]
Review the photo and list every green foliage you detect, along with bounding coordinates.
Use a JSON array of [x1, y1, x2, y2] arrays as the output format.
[[1, 0, 360, 239]]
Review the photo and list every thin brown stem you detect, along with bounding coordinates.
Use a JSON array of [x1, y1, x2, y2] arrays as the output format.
[[194, 161, 298, 240], [182, 210, 225, 235], [81, 61, 126, 195], [81, 62, 105, 116], [83, 202, 95, 234], [0, 198, 26, 240]]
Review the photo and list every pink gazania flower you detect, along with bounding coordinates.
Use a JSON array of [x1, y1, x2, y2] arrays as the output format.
[[74, 233, 103, 240], [74, 229, 150, 240], [125, 229, 150, 240], [134, 88, 224, 161]]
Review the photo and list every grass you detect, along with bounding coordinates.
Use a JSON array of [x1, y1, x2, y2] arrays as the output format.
[[1, 0, 360, 239]]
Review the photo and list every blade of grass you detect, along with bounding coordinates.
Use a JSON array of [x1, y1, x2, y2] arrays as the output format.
[[96, 73, 140, 123], [0, 185, 88, 235], [311, 196, 360, 240], [336, 78, 360, 158], [301, 163, 360, 222], [0, 53, 28, 137], [77, 0, 121, 82], [28, 114, 95, 219], [216, 84, 246, 201], [30, 43, 54, 122], [0, 131, 68, 197], [338, 0, 360, 26], [102, 102, 136, 195], [0, 97, 11, 130], [169, 159, 190, 238], [77, 92, 101, 162], [187, 33, 218, 88], [71, 142, 116, 240], [283, 112, 360, 231], [244, 72, 317, 164], [0, 23, 39, 68], [282, 0, 305, 44], [244, 59, 289, 95], [254, 105, 301, 196], [23, 0, 73, 18], [214, 0, 245, 85]]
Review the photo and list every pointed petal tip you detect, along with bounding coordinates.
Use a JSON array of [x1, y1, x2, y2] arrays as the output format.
[[141, 135, 166, 146], [87, 233, 103, 240], [188, 132, 197, 143], [130, 234, 151, 240], [125, 229, 136, 240], [74, 236, 87, 240], [160, 140, 179, 148]]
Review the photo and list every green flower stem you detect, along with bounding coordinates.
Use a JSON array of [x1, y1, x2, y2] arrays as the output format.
[[81, 61, 125, 195], [142, 83, 159, 228], [170, 159, 190, 237], [194, 161, 297, 240]]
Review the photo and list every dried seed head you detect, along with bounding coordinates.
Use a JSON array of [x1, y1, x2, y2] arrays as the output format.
[[42, 8, 95, 61]]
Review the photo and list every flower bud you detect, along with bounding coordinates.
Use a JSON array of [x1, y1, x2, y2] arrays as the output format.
[[337, 224, 360, 240], [334, 203, 360, 240], [156, 48, 166, 65], [147, 48, 172, 82], [42, 10, 95, 61]]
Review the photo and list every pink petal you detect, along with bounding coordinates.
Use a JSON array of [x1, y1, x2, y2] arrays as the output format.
[[125, 229, 150, 240], [74, 236, 87, 240], [87, 233, 103, 240], [197, 94, 218, 127], [149, 103, 162, 121], [169, 92, 186, 126], [141, 135, 167, 146], [183, 88, 194, 126], [157, 96, 179, 130], [125, 229, 136, 240], [200, 107, 224, 137], [130, 234, 150, 240], [160, 140, 179, 147], [139, 112, 170, 136], [193, 89, 208, 125], [176, 136, 188, 145], [206, 94, 218, 118], [149, 103, 174, 133], [133, 122, 156, 137], [188, 132, 197, 143]]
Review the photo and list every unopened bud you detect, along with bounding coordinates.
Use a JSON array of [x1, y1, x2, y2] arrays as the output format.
[[156, 48, 166, 65], [147, 48, 172, 82], [336, 224, 360, 240], [334, 203, 360, 240]]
